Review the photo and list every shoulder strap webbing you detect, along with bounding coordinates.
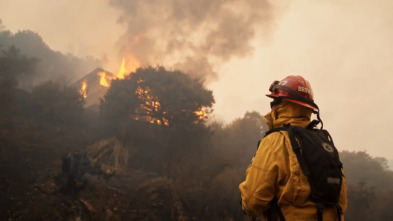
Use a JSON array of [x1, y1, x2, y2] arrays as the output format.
[[336, 204, 343, 221], [274, 198, 286, 221], [316, 203, 324, 221], [264, 125, 289, 138], [287, 127, 310, 176], [269, 197, 286, 221]]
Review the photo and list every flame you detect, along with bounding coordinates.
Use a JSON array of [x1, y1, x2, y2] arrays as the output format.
[[98, 71, 111, 87], [131, 83, 207, 126], [80, 80, 88, 99], [97, 55, 141, 89], [132, 85, 170, 126], [116, 57, 127, 79], [77, 56, 141, 104], [116, 55, 141, 79], [135, 86, 162, 113], [195, 108, 207, 121]]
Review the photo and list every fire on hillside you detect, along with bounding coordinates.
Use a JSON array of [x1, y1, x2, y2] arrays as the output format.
[[76, 56, 208, 125]]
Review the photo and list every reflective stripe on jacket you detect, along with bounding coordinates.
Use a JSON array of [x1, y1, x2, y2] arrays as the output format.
[[239, 101, 347, 220]]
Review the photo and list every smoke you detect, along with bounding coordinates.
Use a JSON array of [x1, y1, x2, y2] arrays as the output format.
[[0, 19, 5, 31], [110, 0, 279, 82]]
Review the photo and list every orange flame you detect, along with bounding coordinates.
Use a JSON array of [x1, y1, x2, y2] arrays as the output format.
[[80, 80, 88, 99], [116, 55, 141, 79], [98, 71, 111, 87], [132, 85, 170, 126], [116, 57, 127, 79], [195, 108, 207, 120]]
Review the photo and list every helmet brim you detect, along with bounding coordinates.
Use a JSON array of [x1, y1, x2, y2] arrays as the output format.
[[284, 99, 319, 111], [266, 94, 318, 111]]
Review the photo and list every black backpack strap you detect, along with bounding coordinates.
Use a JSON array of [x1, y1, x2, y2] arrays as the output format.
[[315, 203, 324, 221], [287, 127, 310, 176], [317, 203, 343, 221], [264, 125, 311, 176], [259, 126, 289, 151], [336, 204, 343, 221], [306, 120, 320, 129], [269, 197, 286, 221], [264, 126, 289, 138]]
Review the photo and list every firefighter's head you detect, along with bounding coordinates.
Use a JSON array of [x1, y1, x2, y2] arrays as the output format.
[[266, 75, 318, 111]]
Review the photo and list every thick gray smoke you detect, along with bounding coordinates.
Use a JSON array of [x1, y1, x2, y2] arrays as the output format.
[[110, 0, 277, 82]]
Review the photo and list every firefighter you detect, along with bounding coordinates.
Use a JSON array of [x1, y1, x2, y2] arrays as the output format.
[[239, 75, 347, 220]]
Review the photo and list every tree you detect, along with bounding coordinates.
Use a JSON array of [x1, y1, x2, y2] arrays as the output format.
[[0, 46, 37, 113], [209, 111, 266, 168], [101, 66, 214, 127], [375, 190, 393, 220], [340, 151, 393, 220], [0, 30, 100, 90], [340, 151, 393, 190], [99, 66, 215, 171], [99, 66, 214, 140], [346, 181, 375, 221], [198, 111, 267, 218], [31, 81, 85, 127]]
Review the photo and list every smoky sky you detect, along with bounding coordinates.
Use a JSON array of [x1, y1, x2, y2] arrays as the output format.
[[109, 0, 275, 82]]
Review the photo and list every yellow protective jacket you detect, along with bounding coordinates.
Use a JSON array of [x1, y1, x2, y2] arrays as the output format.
[[239, 101, 347, 221]]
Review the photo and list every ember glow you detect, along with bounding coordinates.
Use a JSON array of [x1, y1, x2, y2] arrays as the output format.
[[195, 108, 207, 121], [133, 85, 170, 126]]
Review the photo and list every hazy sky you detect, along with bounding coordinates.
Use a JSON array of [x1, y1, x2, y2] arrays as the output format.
[[1, 0, 393, 161]]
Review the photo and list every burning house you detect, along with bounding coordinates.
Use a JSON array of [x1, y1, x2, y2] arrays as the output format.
[[73, 56, 141, 110], [74, 68, 114, 109]]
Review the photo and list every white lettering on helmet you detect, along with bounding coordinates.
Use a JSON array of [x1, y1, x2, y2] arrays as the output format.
[[298, 86, 311, 94], [280, 80, 288, 86]]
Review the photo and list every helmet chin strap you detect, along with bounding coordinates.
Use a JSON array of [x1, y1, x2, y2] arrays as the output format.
[[315, 111, 324, 129], [270, 98, 282, 109], [312, 103, 324, 129]]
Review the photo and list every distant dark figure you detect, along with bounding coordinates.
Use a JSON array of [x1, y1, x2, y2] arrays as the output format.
[[60, 152, 85, 194]]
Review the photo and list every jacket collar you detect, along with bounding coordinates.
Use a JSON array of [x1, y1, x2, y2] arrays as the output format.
[[264, 100, 312, 129]]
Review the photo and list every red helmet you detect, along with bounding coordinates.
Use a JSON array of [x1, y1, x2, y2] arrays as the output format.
[[266, 75, 318, 110]]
